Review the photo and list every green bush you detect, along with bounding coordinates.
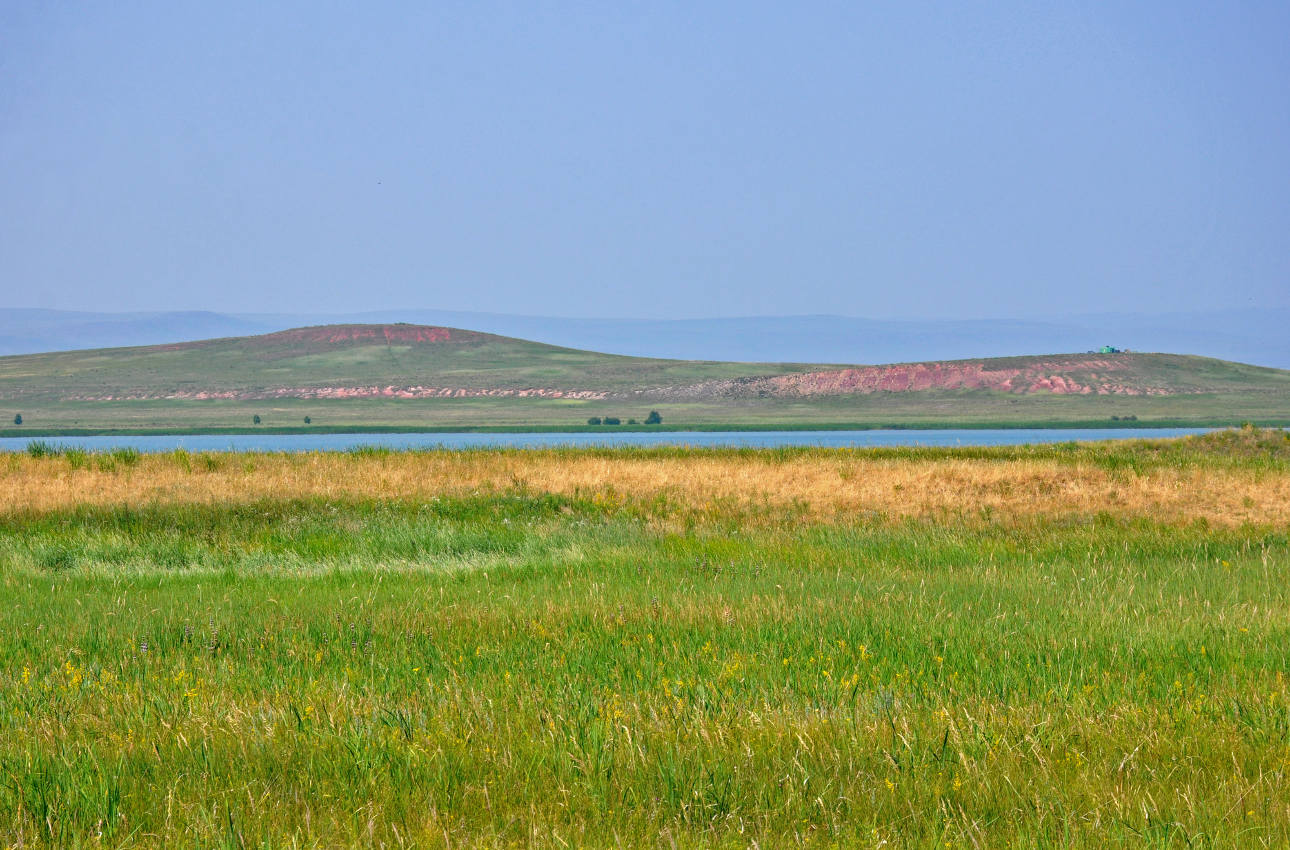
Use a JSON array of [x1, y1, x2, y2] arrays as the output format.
[[26, 440, 58, 458], [645, 410, 662, 425], [587, 417, 602, 425], [65, 448, 90, 470], [111, 447, 142, 467], [349, 445, 394, 458]]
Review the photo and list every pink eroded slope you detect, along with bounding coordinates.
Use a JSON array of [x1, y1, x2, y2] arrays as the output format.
[[760, 358, 1166, 396]]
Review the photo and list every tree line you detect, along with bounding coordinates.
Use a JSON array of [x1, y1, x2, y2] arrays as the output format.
[[587, 411, 662, 426]]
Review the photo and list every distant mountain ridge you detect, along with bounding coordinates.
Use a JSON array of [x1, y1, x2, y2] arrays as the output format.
[[2, 307, 1287, 369]]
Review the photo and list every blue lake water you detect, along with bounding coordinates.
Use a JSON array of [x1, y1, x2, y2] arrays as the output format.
[[0, 428, 1217, 453]]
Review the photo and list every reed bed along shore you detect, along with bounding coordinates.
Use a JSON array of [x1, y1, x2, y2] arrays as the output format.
[[5, 428, 1290, 526], [1, 429, 1288, 847]]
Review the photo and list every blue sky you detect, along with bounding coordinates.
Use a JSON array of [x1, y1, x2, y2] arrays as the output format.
[[2, 2, 1287, 319]]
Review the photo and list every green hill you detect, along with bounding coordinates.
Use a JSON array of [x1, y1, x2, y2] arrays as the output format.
[[1, 323, 1288, 432], [0, 324, 814, 399]]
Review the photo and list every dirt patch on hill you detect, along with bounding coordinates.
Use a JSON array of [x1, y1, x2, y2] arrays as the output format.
[[657, 358, 1181, 398], [257, 325, 475, 346], [155, 324, 490, 357], [68, 385, 610, 402]]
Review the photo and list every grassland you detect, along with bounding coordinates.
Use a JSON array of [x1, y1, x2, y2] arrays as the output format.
[[5, 387, 1290, 436], [3, 324, 1289, 432], [2, 429, 1290, 847], [0, 325, 813, 399]]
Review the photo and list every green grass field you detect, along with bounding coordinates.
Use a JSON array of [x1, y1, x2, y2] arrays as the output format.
[[2, 432, 1289, 847], [5, 388, 1290, 436]]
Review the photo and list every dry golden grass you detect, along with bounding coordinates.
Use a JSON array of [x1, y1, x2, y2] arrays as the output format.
[[5, 447, 1288, 526]]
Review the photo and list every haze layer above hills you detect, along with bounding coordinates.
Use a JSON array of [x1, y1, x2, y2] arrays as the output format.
[[2, 323, 1288, 432], [3, 307, 1288, 370]]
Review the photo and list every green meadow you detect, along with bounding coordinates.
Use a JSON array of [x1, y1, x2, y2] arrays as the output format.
[[2, 436, 1289, 847], [6, 380, 1290, 435]]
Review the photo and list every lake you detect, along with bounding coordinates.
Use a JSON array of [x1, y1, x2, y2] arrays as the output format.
[[0, 428, 1218, 453]]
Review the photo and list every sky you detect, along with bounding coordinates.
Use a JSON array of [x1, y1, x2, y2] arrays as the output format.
[[2, 2, 1287, 320]]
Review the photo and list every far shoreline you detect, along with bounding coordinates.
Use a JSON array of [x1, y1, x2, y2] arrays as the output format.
[[1, 419, 1282, 438]]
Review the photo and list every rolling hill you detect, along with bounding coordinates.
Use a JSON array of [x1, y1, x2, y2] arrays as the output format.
[[2, 323, 1288, 432], [5, 307, 1290, 368]]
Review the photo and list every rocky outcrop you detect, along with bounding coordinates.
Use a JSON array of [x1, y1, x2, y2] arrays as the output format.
[[647, 359, 1181, 399], [153, 324, 488, 356], [68, 385, 610, 402]]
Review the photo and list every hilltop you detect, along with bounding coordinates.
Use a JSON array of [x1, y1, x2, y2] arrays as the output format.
[[1, 324, 1288, 432], [5, 308, 1290, 369], [0, 324, 817, 402]]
